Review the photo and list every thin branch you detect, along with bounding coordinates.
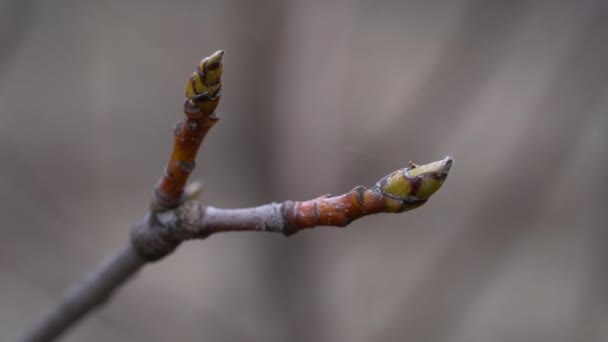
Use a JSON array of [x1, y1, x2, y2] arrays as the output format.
[[18, 245, 145, 342], [179, 157, 454, 239], [153, 50, 224, 211], [18, 51, 453, 342]]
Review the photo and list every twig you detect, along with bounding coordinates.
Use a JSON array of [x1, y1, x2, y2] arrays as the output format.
[[18, 245, 145, 342], [153, 50, 224, 211], [17, 51, 453, 342]]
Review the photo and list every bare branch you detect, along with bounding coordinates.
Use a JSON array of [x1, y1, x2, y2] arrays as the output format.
[[17, 51, 453, 342], [18, 245, 145, 342], [153, 50, 224, 211], [178, 156, 454, 239]]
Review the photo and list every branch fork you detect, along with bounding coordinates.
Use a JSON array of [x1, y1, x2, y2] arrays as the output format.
[[19, 50, 453, 342]]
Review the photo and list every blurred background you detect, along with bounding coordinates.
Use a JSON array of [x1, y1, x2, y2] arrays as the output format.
[[1, 0, 607, 341]]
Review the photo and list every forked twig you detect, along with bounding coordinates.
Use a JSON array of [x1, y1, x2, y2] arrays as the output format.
[[18, 51, 453, 342]]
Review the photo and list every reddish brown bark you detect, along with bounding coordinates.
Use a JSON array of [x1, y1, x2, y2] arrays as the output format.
[[153, 114, 218, 210], [153, 51, 224, 210], [283, 187, 426, 235]]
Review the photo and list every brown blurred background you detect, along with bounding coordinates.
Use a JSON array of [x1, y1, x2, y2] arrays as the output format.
[[1, 0, 607, 341]]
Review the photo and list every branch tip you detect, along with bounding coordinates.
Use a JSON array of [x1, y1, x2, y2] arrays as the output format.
[[283, 157, 453, 234], [154, 51, 225, 210], [376, 156, 452, 206], [206, 50, 225, 69], [185, 50, 224, 117]]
